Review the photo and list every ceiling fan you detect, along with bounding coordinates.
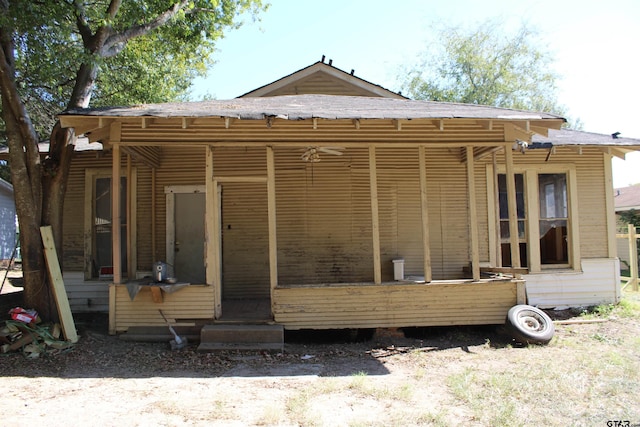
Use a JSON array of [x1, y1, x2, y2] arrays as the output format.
[[300, 146, 344, 162]]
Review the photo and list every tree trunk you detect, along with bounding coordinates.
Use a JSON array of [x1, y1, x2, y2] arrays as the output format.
[[2, 92, 53, 321]]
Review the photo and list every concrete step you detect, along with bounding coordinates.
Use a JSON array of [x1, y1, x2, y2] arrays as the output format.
[[198, 324, 284, 352], [119, 325, 201, 343]]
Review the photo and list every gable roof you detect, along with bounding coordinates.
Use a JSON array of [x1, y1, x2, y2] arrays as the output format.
[[238, 60, 406, 99]]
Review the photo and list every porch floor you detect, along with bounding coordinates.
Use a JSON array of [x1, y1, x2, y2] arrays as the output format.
[[219, 298, 272, 323]]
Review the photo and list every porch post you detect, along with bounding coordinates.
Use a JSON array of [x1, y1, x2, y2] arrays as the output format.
[[466, 146, 480, 281], [369, 146, 382, 284], [111, 141, 122, 284], [266, 146, 279, 294], [504, 146, 521, 268], [418, 146, 432, 282], [205, 146, 222, 318], [126, 155, 133, 279], [603, 153, 617, 259]]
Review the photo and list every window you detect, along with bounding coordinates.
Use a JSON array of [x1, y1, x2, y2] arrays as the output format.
[[94, 176, 127, 278], [498, 174, 528, 267], [84, 169, 135, 280], [538, 174, 568, 265], [494, 168, 576, 271]]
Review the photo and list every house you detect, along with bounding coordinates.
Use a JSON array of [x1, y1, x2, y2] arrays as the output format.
[[0, 178, 16, 264], [54, 60, 640, 337], [613, 184, 640, 272]]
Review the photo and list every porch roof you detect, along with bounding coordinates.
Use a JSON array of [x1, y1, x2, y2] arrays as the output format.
[[532, 128, 640, 148], [60, 94, 564, 122]]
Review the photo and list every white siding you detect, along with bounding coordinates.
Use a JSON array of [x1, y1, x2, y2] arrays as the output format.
[[525, 258, 620, 308], [63, 271, 110, 312]]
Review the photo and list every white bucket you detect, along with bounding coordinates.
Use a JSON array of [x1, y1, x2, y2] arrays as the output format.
[[392, 259, 405, 281]]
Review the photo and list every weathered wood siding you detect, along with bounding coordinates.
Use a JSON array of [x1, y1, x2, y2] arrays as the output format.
[[112, 284, 214, 331], [479, 147, 610, 260], [251, 72, 390, 98], [273, 280, 519, 329]]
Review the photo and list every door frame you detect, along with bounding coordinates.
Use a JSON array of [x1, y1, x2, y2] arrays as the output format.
[[84, 168, 137, 280], [165, 185, 205, 278]]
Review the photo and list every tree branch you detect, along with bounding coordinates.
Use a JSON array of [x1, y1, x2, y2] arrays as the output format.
[[72, 0, 93, 47], [101, 0, 190, 57]]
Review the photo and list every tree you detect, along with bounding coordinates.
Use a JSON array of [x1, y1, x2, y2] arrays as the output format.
[[0, 0, 265, 321], [400, 20, 568, 117]]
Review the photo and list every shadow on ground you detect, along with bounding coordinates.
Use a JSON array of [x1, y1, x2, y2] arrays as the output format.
[[2, 292, 518, 380]]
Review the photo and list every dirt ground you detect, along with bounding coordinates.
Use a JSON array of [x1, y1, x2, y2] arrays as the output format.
[[2, 283, 640, 426]]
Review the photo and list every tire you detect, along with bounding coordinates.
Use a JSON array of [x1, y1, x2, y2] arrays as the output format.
[[505, 304, 555, 345]]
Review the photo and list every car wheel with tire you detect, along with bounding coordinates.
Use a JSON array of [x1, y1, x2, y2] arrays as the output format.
[[505, 304, 555, 345]]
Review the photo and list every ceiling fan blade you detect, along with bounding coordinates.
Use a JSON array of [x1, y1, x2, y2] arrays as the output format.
[[318, 147, 344, 156]]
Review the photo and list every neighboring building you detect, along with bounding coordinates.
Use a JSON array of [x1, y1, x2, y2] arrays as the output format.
[[37, 60, 640, 336], [613, 185, 640, 271], [0, 178, 16, 263], [614, 185, 640, 214]]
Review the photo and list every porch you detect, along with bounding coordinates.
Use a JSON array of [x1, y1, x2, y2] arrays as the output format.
[[109, 277, 525, 334]]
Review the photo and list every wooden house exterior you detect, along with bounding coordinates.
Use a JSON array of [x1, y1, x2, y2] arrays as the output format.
[[54, 62, 639, 334], [0, 178, 16, 262]]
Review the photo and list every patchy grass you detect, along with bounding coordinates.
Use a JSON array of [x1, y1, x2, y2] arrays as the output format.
[[441, 292, 640, 426], [3, 292, 640, 426]]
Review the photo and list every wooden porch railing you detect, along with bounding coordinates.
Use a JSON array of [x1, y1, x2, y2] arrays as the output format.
[[616, 224, 640, 291]]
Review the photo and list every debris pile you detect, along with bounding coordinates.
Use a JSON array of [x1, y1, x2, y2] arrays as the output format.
[[1, 307, 74, 358]]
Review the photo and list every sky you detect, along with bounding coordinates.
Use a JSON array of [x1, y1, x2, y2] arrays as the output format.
[[191, 0, 640, 188]]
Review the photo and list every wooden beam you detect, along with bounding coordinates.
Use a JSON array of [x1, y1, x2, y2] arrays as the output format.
[[568, 168, 581, 271], [525, 170, 541, 273], [214, 176, 268, 183], [112, 143, 122, 284], [466, 146, 480, 281], [121, 146, 161, 169], [151, 167, 156, 263], [490, 154, 501, 267], [59, 116, 100, 131], [266, 146, 279, 300], [474, 146, 502, 161], [98, 117, 114, 129], [629, 225, 639, 292], [598, 146, 627, 160], [530, 125, 549, 137], [141, 117, 154, 129], [504, 123, 534, 143], [504, 146, 521, 268], [603, 153, 617, 259], [205, 146, 222, 318], [369, 146, 382, 285], [109, 284, 116, 335], [353, 119, 360, 130], [393, 119, 402, 131], [418, 146, 432, 282], [182, 118, 195, 129], [126, 155, 133, 280], [87, 126, 110, 143], [40, 226, 78, 343], [313, 118, 318, 130], [476, 120, 493, 130]]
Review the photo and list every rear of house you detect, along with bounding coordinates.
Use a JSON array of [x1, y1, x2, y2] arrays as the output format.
[[54, 61, 638, 335]]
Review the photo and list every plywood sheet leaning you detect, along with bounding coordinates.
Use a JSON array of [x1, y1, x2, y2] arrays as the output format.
[[40, 225, 79, 343]]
